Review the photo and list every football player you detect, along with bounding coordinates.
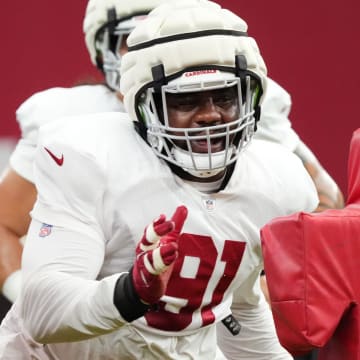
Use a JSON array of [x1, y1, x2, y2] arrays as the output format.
[[0, 1, 319, 358], [0, 0, 343, 310]]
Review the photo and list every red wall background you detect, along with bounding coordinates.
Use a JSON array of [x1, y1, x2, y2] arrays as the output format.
[[1, 1, 359, 196]]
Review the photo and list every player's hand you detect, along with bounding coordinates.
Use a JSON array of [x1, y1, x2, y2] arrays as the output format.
[[132, 205, 188, 304]]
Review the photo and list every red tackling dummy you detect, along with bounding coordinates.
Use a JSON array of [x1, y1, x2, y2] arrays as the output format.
[[261, 128, 360, 359]]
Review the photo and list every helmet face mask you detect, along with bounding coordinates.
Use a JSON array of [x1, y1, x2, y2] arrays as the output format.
[[94, 14, 147, 91], [138, 68, 262, 178], [94, 23, 124, 91]]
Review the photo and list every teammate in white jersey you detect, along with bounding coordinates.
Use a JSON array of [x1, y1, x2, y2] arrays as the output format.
[[0, 1, 319, 359], [0, 0, 169, 306]]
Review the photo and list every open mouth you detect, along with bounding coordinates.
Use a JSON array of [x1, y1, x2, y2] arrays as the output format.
[[190, 135, 225, 153]]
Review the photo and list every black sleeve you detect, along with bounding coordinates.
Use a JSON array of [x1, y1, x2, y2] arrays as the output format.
[[113, 269, 150, 322]]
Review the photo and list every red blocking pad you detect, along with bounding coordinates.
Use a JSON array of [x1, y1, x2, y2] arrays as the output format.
[[261, 128, 360, 360]]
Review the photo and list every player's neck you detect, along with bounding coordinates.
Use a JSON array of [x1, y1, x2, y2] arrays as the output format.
[[183, 170, 226, 183], [181, 175, 225, 194], [176, 168, 227, 193]]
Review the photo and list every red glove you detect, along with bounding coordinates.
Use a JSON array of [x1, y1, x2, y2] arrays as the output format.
[[132, 205, 188, 304]]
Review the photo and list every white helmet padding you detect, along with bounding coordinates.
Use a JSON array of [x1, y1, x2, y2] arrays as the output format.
[[120, 0, 268, 177], [83, 0, 168, 90]]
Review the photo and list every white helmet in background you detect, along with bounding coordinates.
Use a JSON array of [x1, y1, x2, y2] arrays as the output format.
[[120, 0, 268, 178], [83, 0, 168, 91]]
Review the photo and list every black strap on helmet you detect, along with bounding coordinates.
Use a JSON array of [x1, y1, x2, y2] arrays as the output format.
[[150, 64, 167, 124], [151, 64, 166, 94], [107, 8, 119, 54], [235, 54, 247, 103], [235, 54, 262, 126]]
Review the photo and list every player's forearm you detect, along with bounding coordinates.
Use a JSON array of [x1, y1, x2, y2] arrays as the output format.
[[21, 221, 127, 343], [294, 141, 344, 211], [308, 166, 344, 211], [0, 226, 23, 302], [22, 271, 126, 343]]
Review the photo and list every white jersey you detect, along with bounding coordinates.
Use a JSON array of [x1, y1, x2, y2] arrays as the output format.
[[0, 112, 317, 359], [9, 84, 124, 182]]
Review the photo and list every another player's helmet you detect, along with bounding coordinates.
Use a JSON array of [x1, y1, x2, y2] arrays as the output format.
[[121, 0, 267, 178], [83, 0, 167, 91]]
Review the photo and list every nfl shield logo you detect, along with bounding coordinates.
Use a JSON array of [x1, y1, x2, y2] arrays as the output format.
[[39, 223, 52, 237], [203, 198, 216, 211]]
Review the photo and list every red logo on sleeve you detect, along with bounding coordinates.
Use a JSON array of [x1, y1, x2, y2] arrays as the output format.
[[44, 147, 64, 166]]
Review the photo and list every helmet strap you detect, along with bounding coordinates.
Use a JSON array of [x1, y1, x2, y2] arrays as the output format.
[[235, 54, 262, 130], [150, 64, 167, 124], [151, 64, 166, 93]]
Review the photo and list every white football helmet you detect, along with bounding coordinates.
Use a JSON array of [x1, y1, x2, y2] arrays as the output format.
[[120, 0, 268, 178], [83, 0, 168, 91]]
